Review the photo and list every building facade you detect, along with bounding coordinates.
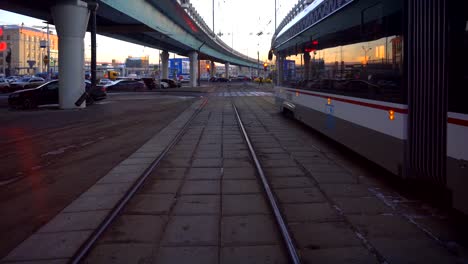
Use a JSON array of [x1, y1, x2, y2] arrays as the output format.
[[0, 25, 59, 76]]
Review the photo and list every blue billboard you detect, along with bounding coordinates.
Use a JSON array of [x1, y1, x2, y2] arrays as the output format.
[[169, 58, 190, 78]]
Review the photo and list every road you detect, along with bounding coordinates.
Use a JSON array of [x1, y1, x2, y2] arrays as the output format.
[[0, 91, 197, 258]]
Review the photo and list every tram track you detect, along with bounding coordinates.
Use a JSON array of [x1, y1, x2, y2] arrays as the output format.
[[69, 98, 209, 264], [72, 87, 302, 263]]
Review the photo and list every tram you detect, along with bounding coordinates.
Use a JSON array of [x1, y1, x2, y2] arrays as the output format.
[[272, 0, 468, 214]]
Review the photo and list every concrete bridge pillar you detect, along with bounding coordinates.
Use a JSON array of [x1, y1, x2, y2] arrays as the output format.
[[51, 0, 90, 109], [225, 62, 230, 79], [161, 50, 169, 79], [188, 51, 198, 87], [303, 52, 310, 82], [210, 61, 215, 78]]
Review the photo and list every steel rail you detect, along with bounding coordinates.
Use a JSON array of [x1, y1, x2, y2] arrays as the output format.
[[70, 98, 208, 264], [232, 102, 302, 264]]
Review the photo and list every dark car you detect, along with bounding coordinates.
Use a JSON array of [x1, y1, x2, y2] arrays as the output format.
[[209, 77, 218, 82], [103, 79, 145, 92], [8, 80, 106, 109], [217, 77, 230, 82], [85, 80, 107, 101], [0, 78, 10, 93], [161, 79, 181, 88], [9, 77, 46, 92]]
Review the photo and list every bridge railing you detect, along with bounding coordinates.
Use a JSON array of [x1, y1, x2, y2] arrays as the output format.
[[177, 0, 257, 64]]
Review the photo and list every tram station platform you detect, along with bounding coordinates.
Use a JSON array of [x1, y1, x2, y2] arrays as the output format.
[[2, 85, 467, 264]]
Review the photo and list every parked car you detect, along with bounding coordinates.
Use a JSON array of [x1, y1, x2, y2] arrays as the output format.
[[161, 79, 181, 88], [85, 80, 107, 101], [0, 78, 11, 93], [217, 77, 230, 82], [103, 79, 145, 92], [209, 77, 218, 82], [178, 74, 190, 83], [9, 77, 46, 92], [5, 76, 20, 83], [98, 78, 113, 85], [8, 80, 106, 109]]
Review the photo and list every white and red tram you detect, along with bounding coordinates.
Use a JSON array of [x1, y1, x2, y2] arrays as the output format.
[[272, 0, 468, 214]]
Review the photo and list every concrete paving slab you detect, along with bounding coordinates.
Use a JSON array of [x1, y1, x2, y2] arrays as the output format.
[[275, 188, 326, 203], [221, 245, 288, 264], [223, 167, 257, 180], [264, 167, 305, 177], [82, 183, 131, 197], [63, 194, 122, 213], [150, 168, 187, 179], [173, 195, 220, 215], [301, 246, 377, 264], [161, 215, 219, 246], [290, 222, 362, 249], [270, 177, 315, 189], [125, 194, 175, 215], [347, 215, 428, 240], [194, 150, 222, 158], [100, 215, 166, 243], [166, 151, 193, 158], [180, 180, 220, 195], [334, 197, 391, 215], [155, 246, 218, 264], [310, 171, 358, 184], [221, 215, 280, 246], [320, 184, 371, 197], [197, 145, 222, 151], [0, 259, 68, 264], [186, 168, 222, 180], [38, 211, 109, 233], [258, 148, 287, 154], [223, 151, 250, 159], [119, 157, 154, 166], [260, 159, 298, 168], [258, 153, 291, 160], [96, 172, 141, 184], [222, 194, 270, 215], [84, 243, 153, 264], [222, 180, 262, 194], [371, 237, 458, 264], [282, 203, 342, 223], [223, 158, 253, 168], [108, 164, 147, 175], [223, 144, 247, 151], [192, 158, 222, 167], [139, 179, 182, 194], [159, 158, 192, 168], [3, 231, 92, 261]]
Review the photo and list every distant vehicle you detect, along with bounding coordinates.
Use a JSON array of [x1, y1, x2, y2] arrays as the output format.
[[8, 80, 105, 109], [161, 79, 181, 88], [178, 74, 190, 83], [98, 78, 113, 85], [0, 78, 10, 93], [103, 79, 145, 92], [9, 77, 46, 92], [5, 76, 19, 83], [127, 73, 138, 78]]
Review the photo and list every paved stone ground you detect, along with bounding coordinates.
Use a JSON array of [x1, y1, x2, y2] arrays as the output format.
[[83, 94, 288, 264], [2, 84, 467, 264]]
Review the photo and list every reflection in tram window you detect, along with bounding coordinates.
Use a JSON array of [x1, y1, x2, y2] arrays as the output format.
[[283, 36, 404, 103]]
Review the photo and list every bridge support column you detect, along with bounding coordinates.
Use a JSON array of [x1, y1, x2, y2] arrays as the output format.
[[210, 61, 215, 78], [303, 52, 310, 82], [161, 50, 169, 79], [225, 62, 230, 79], [51, 0, 90, 109], [188, 51, 198, 87]]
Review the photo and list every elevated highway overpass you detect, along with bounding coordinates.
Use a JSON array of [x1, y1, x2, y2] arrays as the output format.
[[0, 0, 259, 108]]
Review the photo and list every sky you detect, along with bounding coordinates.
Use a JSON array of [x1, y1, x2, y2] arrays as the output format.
[[0, 0, 297, 64]]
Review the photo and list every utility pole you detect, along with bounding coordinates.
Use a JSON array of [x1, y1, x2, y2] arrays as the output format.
[[89, 1, 99, 90], [212, 0, 214, 31], [45, 22, 50, 77], [257, 50, 259, 77]]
